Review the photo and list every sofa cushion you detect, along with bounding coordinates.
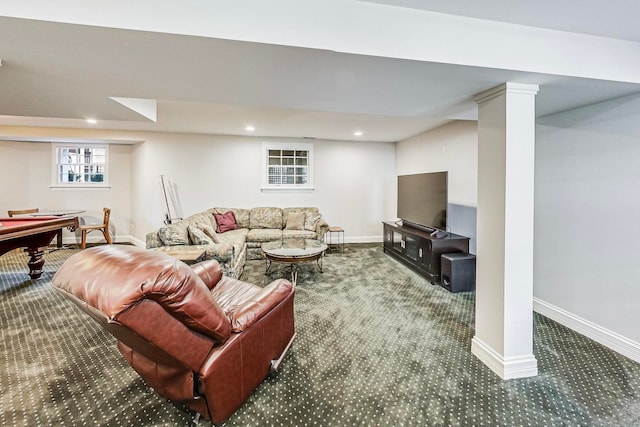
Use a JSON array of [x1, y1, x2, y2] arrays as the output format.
[[204, 243, 235, 263], [216, 228, 249, 259], [214, 211, 238, 233], [246, 228, 283, 243], [188, 225, 214, 245], [282, 229, 317, 240], [284, 211, 305, 230], [249, 207, 283, 229], [158, 222, 190, 246], [212, 208, 250, 229]]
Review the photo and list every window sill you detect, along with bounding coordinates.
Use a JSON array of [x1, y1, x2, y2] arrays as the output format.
[[50, 184, 111, 190], [261, 186, 315, 192]]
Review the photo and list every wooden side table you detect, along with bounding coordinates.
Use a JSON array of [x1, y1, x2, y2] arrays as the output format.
[[326, 226, 345, 252]]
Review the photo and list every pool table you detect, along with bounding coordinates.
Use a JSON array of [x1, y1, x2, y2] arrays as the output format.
[[0, 216, 79, 279]]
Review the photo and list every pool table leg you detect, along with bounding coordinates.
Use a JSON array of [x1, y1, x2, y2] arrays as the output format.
[[26, 248, 45, 279]]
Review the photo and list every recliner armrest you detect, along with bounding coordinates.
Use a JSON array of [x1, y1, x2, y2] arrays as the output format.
[[191, 259, 223, 290], [229, 279, 294, 332]]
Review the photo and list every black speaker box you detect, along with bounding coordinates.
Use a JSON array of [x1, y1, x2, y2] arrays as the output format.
[[440, 253, 476, 293]]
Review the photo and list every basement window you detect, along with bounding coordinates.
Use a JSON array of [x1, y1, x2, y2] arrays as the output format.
[[51, 143, 110, 188], [262, 142, 314, 191]]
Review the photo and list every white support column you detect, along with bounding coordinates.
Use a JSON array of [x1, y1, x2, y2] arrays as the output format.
[[471, 82, 539, 379]]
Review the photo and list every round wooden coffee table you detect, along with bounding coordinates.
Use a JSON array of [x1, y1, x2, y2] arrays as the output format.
[[262, 239, 328, 285]]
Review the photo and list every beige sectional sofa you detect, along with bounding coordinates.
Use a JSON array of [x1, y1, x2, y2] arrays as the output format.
[[146, 207, 329, 279]]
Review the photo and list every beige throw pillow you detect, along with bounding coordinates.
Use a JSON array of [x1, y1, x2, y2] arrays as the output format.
[[285, 212, 306, 230]]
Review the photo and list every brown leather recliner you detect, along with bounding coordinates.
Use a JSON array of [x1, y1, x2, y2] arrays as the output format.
[[52, 245, 295, 424]]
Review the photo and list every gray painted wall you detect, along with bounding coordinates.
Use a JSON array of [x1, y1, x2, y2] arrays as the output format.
[[396, 121, 478, 252], [535, 97, 640, 344], [448, 203, 477, 254]]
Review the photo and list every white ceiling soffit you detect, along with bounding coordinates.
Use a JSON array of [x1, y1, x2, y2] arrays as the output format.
[[361, 0, 640, 42], [538, 92, 640, 137], [110, 98, 157, 122], [3, 1, 640, 83], [0, 135, 143, 145]]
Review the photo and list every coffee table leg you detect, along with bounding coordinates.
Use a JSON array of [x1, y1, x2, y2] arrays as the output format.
[[291, 263, 298, 285], [265, 258, 272, 274]]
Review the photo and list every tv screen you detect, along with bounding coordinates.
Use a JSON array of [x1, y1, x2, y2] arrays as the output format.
[[397, 172, 448, 231]]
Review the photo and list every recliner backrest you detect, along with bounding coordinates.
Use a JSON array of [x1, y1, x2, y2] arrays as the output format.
[[52, 246, 232, 344]]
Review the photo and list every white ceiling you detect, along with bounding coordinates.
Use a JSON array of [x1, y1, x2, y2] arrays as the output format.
[[363, 0, 640, 42], [1, 3, 640, 142]]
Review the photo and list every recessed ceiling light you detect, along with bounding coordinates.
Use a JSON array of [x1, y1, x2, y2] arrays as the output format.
[[354, 130, 363, 136], [86, 118, 97, 124], [245, 125, 255, 132]]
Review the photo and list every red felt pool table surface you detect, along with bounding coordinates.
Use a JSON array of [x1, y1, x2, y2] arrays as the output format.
[[0, 216, 79, 279]]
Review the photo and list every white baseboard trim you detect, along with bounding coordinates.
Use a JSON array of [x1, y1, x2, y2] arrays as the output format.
[[61, 234, 145, 248], [533, 297, 640, 364], [344, 235, 382, 244], [127, 235, 146, 247], [471, 336, 538, 380]]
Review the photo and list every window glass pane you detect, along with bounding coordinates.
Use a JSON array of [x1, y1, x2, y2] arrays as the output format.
[[264, 144, 311, 187], [55, 145, 107, 185]]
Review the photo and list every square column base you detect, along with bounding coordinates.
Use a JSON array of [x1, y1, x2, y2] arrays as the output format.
[[471, 336, 538, 379]]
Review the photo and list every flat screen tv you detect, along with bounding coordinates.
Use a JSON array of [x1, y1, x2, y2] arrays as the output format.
[[397, 172, 447, 232]]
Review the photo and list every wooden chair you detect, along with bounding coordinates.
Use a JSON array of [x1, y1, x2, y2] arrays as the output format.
[[8, 208, 39, 217], [80, 208, 113, 249]]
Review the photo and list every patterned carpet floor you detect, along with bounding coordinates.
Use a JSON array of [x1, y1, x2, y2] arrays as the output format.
[[1, 245, 640, 426]]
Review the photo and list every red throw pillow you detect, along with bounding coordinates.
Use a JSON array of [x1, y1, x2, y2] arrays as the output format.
[[213, 211, 238, 233]]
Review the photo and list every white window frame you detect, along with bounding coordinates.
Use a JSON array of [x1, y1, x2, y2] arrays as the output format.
[[51, 143, 110, 189], [261, 141, 314, 191]]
